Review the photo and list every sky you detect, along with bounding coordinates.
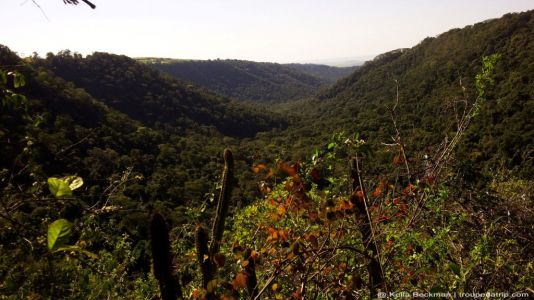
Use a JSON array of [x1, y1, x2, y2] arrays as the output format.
[[1, 0, 533, 64]]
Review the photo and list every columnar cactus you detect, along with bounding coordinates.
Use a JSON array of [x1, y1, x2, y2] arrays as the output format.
[[210, 148, 234, 257], [150, 212, 182, 300], [151, 149, 235, 300], [195, 225, 211, 289], [243, 248, 258, 298]]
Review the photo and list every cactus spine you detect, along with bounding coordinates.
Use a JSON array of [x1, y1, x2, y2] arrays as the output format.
[[150, 213, 182, 300]]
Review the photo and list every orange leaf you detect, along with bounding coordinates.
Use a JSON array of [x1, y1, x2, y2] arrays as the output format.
[[403, 183, 415, 194], [279, 162, 297, 177], [392, 154, 404, 166], [278, 229, 288, 241], [268, 227, 278, 241], [385, 239, 395, 251], [398, 202, 408, 213], [373, 186, 383, 197], [378, 214, 389, 222], [252, 163, 267, 174], [291, 291, 302, 299], [232, 272, 248, 289], [339, 200, 353, 211], [266, 168, 274, 179]]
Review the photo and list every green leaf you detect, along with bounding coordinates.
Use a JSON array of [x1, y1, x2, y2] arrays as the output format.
[[48, 219, 72, 250], [47, 177, 72, 198], [0, 71, 6, 85], [61, 175, 84, 191], [448, 262, 461, 276], [13, 73, 26, 88], [54, 245, 98, 259]]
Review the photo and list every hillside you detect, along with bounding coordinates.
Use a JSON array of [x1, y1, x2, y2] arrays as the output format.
[[276, 10, 534, 180], [0, 45, 292, 297], [1, 9, 534, 299], [140, 58, 327, 102], [37, 52, 286, 138], [284, 63, 359, 83], [1, 44, 281, 212]]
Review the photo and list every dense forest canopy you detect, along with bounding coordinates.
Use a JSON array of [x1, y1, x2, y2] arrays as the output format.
[[141, 58, 338, 103], [1, 9, 533, 299]]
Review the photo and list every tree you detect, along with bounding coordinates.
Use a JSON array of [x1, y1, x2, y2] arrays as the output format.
[[63, 0, 96, 9]]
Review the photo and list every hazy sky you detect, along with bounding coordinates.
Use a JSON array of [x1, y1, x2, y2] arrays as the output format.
[[1, 0, 533, 64]]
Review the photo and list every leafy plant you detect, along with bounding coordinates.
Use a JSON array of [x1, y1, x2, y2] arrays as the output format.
[[47, 219, 73, 250]]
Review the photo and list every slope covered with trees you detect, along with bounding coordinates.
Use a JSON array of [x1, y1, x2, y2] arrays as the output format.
[[36, 52, 286, 138], [275, 10, 534, 181], [141, 58, 327, 102], [1, 9, 533, 299], [284, 63, 359, 83], [0, 45, 287, 298]]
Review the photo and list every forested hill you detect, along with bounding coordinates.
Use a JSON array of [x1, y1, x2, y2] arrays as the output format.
[[277, 10, 534, 180], [35, 52, 286, 138], [284, 63, 359, 83], [2, 9, 534, 299], [139, 58, 329, 102], [1, 44, 285, 207]]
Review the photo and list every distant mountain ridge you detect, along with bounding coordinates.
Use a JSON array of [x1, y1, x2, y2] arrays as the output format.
[[139, 58, 357, 102], [284, 63, 359, 83]]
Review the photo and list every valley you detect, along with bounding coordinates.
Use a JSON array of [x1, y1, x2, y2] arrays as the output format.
[[0, 9, 533, 299]]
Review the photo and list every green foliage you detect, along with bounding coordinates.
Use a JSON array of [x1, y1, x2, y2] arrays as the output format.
[[1, 70, 28, 111], [143, 58, 328, 102], [47, 177, 73, 197], [0, 10, 533, 299], [285, 63, 359, 83], [150, 149, 236, 299], [47, 219, 73, 250], [38, 51, 286, 137], [47, 176, 83, 198], [473, 53, 501, 116], [272, 11, 534, 180]]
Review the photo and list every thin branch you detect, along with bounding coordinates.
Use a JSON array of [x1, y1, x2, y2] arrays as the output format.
[[63, 0, 96, 9], [388, 80, 412, 182], [30, 0, 50, 21]]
